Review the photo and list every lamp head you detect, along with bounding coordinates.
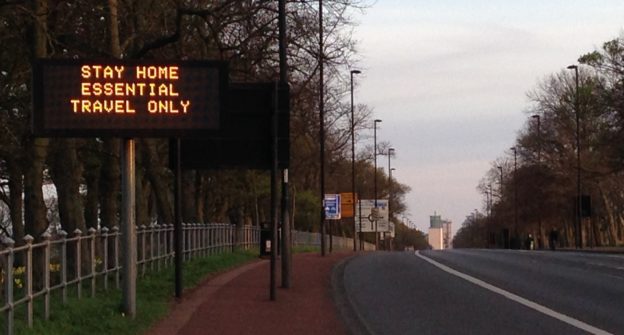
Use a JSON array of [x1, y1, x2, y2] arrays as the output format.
[[531, 114, 540, 119], [567, 65, 578, 70], [351, 69, 362, 75], [374, 119, 382, 123]]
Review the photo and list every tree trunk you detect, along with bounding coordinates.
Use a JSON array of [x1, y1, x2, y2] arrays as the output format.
[[135, 165, 151, 227], [182, 170, 197, 222], [100, 139, 120, 228], [49, 139, 85, 234], [140, 139, 173, 224], [195, 172, 205, 223], [49, 138, 87, 277], [7, 160, 24, 242], [24, 0, 49, 290], [83, 140, 101, 229]]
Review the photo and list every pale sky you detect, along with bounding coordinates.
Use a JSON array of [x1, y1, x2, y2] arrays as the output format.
[[353, 1, 624, 235]]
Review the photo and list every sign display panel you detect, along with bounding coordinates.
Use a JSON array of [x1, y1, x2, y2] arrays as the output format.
[[355, 199, 389, 232], [176, 83, 289, 170], [340, 192, 356, 218], [32, 59, 227, 137], [324, 194, 342, 220]]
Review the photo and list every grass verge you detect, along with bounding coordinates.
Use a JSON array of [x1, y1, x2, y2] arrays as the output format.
[[15, 249, 259, 335]]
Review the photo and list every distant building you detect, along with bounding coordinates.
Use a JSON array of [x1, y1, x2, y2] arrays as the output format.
[[428, 213, 452, 250]]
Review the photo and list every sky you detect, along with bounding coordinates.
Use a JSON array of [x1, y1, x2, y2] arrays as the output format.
[[352, 0, 624, 235]]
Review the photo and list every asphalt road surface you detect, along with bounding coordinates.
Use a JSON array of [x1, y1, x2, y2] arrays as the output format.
[[335, 250, 624, 335]]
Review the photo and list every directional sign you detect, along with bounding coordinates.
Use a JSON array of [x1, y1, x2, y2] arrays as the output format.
[[355, 199, 389, 232], [324, 194, 341, 220], [340, 192, 356, 218]]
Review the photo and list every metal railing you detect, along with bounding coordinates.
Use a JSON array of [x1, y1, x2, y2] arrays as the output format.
[[292, 231, 376, 251], [0, 223, 259, 335], [0, 225, 364, 335]]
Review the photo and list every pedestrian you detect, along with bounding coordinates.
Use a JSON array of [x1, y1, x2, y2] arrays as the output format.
[[549, 228, 558, 251]]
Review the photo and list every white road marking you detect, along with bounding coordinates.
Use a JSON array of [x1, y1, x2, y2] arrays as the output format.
[[416, 251, 613, 335]]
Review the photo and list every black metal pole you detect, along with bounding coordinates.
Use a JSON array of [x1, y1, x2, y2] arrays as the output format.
[[278, 0, 291, 289], [575, 67, 581, 249], [532, 114, 542, 248], [319, 0, 326, 257], [173, 139, 183, 298], [373, 119, 381, 250], [567, 64, 581, 249], [387, 148, 394, 250], [350, 70, 360, 252], [512, 147, 518, 245], [358, 189, 363, 250], [270, 82, 279, 301]]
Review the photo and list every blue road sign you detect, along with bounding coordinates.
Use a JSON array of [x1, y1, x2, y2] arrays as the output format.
[[324, 194, 341, 220]]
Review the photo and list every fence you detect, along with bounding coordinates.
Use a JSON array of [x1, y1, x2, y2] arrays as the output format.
[[0, 225, 363, 335], [292, 231, 376, 251]]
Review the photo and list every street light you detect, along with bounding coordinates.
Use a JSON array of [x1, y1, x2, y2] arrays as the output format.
[[510, 146, 518, 247], [532, 114, 541, 163], [567, 64, 581, 249], [387, 147, 395, 227], [374, 119, 382, 250], [350, 69, 361, 251], [532, 114, 542, 248], [497, 165, 503, 196]]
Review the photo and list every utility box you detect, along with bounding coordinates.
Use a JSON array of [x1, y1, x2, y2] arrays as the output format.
[[259, 224, 280, 257]]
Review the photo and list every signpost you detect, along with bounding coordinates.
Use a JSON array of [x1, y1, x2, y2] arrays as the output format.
[[32, 59, 227, 316]]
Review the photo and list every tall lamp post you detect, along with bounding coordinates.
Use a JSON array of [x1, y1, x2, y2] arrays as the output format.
[[386, 147, 395, 249], [567, 64, 581, 249], [497, 165, 507, 248], [319, 0, 326, 257], [373, 119, 382, 250], [510, 146, 518, 247], [532, 114, 542, 248], [350, 69, 361, 252]]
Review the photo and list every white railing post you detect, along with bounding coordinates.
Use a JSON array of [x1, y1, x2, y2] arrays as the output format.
[[58, 230, 68, 304], [74, 229, 82, 299], [3, 237, 15, 335], [149, 223, 155, 271], [168, 224, 174, 265], [101, 227, 109, 291], [41, 232, 51, 320], [111, 226, 120, 290], [155, 224, 161, 271], [88, 228, 97, 297], [23, 234, 34, 327], [139, 225, 146, 277]]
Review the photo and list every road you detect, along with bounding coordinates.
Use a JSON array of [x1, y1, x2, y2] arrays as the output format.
[[335, 250, 624, 335]]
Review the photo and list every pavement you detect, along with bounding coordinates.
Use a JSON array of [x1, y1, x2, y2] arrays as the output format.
[[147, 251, 356, 335]]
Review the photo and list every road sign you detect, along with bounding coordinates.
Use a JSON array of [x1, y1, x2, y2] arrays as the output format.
[[340, 192, 355, 218], [324, 194, 341, 220], [176, 83, 289, 170], [355, 199, 389, 232], [32, 59, 227, 137]]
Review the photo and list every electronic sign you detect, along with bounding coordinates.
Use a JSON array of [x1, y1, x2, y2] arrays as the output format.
[[32, 59, 227, 137], [176, 82, 290, 170]]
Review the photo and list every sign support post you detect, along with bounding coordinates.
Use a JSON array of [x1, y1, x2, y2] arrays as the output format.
[[173, 139, 183, 298], [121, 139, 136, 318]]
